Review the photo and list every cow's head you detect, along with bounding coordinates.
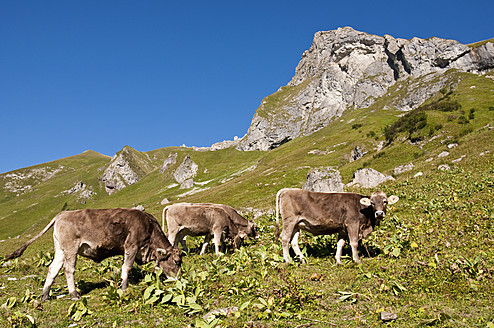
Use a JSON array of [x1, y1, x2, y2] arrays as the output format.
[[360, 191, 399, 221], [248, 221, 259, 239], [155, 247, 182, 278]]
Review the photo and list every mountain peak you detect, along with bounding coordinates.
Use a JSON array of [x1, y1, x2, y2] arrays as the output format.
[[236, 27, 494, 151]]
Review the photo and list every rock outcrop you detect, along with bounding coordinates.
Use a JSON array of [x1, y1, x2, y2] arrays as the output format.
[[303, 167, 344, 192], [237, 27, 494, 151], [160, 153, 178, 174], [65, 181, 96, 199], [394, 163, 415, 175], [102, 146, 149, 194], [349, 168, 394, 188], [173, 155, 198, 189]]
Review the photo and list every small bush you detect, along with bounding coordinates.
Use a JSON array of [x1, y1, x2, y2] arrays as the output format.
[[457, 116, 469, 124], [352, 123, 363, 130], [384, 110, 428, 143], [468, 108, 475, 120]]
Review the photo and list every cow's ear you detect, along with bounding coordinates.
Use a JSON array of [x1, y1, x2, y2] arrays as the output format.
[[387, 195, 399, 205], [360, 198, 371, 206]]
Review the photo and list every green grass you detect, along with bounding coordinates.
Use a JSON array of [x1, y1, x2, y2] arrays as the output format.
[[1, 70, 493, 327]]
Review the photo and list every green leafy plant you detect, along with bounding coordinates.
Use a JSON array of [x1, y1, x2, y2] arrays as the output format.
[[34, 251, 54, 268], [140, 267, 204, 314], [254, 296, 292, 319], [2, 296, 17, 309], [6, 311, 36, 327], [67, 298, 93, 322]]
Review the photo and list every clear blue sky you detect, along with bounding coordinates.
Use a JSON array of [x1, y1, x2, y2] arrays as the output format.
[[1, 0, 493, 173]]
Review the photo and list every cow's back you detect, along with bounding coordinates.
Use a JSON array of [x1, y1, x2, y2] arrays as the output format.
[[166, 203, 230, 235], [54, 209, 154, 254]]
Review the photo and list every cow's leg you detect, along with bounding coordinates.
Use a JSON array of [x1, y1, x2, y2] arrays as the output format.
[[291, 229, 306, 263], [63, 251, 80, 300], [212, 231, 223, 256], [41, 239, 64, 301], [199, 235, 212, 255], [280, 219, 297, 263], [347, 225, 361, 263], [220, 231, 227, 254], [180, 235, 189, 253], [335, 233, 346, 264], [121, 247, 137, 290]]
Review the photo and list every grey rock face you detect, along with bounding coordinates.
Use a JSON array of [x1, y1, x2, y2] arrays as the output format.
[[173, 155, 198, 188], [210, 137, 240, 151], [303, 167, 344, 192], [102, 147, 145, 194], [160, 153, 177, 174], [65, 181, 96, 199], [394, 163, 415, 175], [237, 27, 494, 151], [349, 168, 394, 188], [350, 146, 367, 162]]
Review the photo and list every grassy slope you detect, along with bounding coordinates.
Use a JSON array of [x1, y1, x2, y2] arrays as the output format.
[[0, 70, 493, 327]]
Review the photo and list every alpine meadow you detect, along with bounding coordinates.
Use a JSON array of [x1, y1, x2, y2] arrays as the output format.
[[1, 28, 493, 327]]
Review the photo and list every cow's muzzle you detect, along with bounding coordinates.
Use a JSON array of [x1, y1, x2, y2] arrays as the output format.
[[375, 211, 385, 218]]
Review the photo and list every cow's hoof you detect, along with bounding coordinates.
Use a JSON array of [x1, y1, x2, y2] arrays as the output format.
[[70, 292, 81, 301], [41, 294, 49, 302]]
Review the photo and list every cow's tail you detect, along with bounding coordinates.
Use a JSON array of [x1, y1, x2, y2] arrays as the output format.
[[4, 214, 61, 261], [274, 188, 284, 241]]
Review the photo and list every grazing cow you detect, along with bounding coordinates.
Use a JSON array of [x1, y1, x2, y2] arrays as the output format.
[[4, 208, 182, 301], [275, 188, 399, 263], [163, 203, 258, 255]]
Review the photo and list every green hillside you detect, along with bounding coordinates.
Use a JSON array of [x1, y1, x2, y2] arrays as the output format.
[[0, 70, 493, 327]]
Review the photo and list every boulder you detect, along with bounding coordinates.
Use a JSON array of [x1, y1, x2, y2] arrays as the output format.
[[303, 168, 344, 192], [438, 164, 451, 171], [438, 151, 450, 158], [394, 163, 414, 175], [173, 155, 198, 188], [349, 168, 394, 188]]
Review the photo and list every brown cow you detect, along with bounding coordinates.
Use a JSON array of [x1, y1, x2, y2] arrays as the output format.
[[275, 188, 399, 263], [4, 208, 182, 301], [162, 203, 258, 255]]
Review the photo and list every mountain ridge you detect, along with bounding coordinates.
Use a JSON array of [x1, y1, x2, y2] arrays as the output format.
[[236, 26, 494, 151], [1, 28, 493, 240]]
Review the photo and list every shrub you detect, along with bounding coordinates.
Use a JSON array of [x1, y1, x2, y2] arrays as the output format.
[[384, 110, 428, 143], [457, 116, 469, 124], [468, 108, 475, 120]]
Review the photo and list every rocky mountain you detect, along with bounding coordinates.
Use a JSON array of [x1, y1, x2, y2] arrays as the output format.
[[237, 27, 494, 151], [102, 146, 156, 194], [1, 27, 492, 242]]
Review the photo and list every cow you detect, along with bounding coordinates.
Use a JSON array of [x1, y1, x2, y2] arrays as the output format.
[[275, 188, 399, 264], [4, 208, 182, 301], [162, 203, 258, 255]]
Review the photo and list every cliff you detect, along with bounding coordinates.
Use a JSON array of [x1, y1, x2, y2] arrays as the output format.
[[237, 27, 494, 151]]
